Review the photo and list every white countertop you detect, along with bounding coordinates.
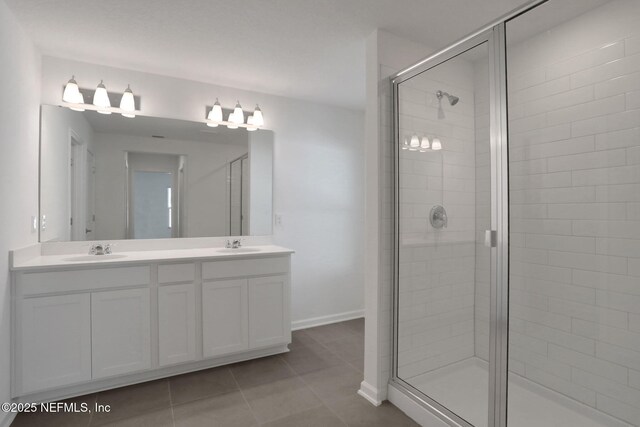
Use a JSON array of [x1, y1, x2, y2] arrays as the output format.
[[11, 245, 294, 271]]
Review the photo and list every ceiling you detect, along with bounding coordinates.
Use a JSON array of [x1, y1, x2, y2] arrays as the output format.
[[5, 0, 608, 109]]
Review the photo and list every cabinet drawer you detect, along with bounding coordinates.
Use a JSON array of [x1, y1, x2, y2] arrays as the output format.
[[158, 263, 195, 284], [20, 266, 150, 296], [202, 257, 288, 280]]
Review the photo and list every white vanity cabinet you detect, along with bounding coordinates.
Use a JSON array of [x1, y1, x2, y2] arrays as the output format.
[[11, 250, 292, 402]]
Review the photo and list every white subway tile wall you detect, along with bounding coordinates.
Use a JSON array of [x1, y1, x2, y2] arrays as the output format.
[[397, 44, 489, 379], [506, 0, 640, 424]]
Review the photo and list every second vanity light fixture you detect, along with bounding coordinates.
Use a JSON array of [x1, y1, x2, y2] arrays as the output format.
[[62, 76, 138, 118], [206, 99, 264, 131], [402, 134, 442, 152]]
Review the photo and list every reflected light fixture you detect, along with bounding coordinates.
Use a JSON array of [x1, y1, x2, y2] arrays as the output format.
[[93, 80, 111, 114], [119, 85, 136, 118], [431, 137, 442, 150], [409, 134, 420, 151], [231, 101, 244, 125], [246, 116, 257, 131], [402, 137, 409, 150], [420, 136, 430, 152], [226, 112, 239, 129]]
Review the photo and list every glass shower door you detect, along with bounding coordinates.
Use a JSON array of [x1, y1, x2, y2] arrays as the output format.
[[394, 39, 494, 426]]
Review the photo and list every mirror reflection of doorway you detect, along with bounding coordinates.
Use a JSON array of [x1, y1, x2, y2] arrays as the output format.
[[126, 152, 184, 239], [229, 154, 249, 236]]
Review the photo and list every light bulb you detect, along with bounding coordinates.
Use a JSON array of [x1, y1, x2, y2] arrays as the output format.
[[232, 101, 244, 124], [252, 105, 264, 127], [401, 138, 409, 150], [69, 92, 85, 111], [208, 98, 223, 123], [226, 112, 238, 129], [93, 80, 111, 114], [119, 85, 135, 118], [410, 134, 420, 150], [62, 76, 81, 103], [431, 137, 442, 151], [246, 116, 257, 131]]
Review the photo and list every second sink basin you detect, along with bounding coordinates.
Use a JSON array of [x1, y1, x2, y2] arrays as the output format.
[[216, 247, 261, 254], [62, 254, 128, 262]]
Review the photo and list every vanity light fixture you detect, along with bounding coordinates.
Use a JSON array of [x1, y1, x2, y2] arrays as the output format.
[[61, 76, 141, 117], [252, 105, 264, 127], [231, 101, 244, 125], [226, 112, 239, 129], [432, 137, 442, 150], [400, 134, 442, 152], [119, 85, 136, 118], [207, 98, 223, 127], [93, 80, 112, 114], [409, 134, 420, 151], [204, 99, 265, 130]]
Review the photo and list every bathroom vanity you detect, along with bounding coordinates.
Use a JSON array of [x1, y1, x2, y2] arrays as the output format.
[[10, 243, 293, 402]]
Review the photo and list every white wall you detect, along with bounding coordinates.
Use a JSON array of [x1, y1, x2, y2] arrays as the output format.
[[362, 29, 434, 405], [0, 1, 41, 425], [506, 1, 640, 424], [40, 56, 365, 327], [248, 131, 274, 236]]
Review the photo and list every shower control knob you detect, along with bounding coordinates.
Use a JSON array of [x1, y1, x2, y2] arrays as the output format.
[[430, 205, 448, 229]]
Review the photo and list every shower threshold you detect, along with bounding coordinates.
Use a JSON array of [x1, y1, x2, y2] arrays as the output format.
[[405, 358, 629, 427]]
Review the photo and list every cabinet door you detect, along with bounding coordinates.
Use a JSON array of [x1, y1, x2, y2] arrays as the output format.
[[248, 275, 290, 348], [202, 279, 248, 357], [20, 294, 91, 393], [158, 283, 197, 366], [91, 288, 151, 379]]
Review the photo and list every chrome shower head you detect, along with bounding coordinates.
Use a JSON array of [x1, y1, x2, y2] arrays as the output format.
[[436, 90, 460, 106]]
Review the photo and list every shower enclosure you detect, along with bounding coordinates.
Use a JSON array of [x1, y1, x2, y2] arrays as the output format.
[[391, 0, 640, 426]]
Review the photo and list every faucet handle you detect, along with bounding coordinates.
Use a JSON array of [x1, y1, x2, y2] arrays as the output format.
[[233, 239, 242, 248], [104, 244, 112, 254], [225, 239, 232, 248], [88, 244, 97, 255]]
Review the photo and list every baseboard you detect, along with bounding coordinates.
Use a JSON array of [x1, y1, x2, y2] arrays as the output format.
[[0, 412, 16, 427], [358, 380, 383, 406], [291, 309, 364, 331]]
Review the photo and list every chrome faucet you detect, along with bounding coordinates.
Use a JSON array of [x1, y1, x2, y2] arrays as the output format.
[[225, 239, 242, 249], [89, 243, 112, 255]]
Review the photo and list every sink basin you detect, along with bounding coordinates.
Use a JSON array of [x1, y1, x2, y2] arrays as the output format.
[[216, 247, 261, 254], [62, 254, 128, 262]]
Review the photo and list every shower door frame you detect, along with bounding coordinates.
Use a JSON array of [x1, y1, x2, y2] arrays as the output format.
[[389, 1, 549, 426]]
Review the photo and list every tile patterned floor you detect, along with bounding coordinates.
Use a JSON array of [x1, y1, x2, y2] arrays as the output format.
[[11, 319, 419, 427]]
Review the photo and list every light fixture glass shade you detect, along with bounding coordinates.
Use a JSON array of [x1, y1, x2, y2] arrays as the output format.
[[409, 134, 419, 151], [402, 138, 409, 150], [226, 113, 238, 129], [69, 92, 85, 111], [232, 101, 244, 124], [120, 85, 135, 118], [246, 116, 257, 131], [62, 76, 81, 103], [420, 136, 430, 150], [252, 105, 264, 127], [93, 80, 111, 114], [431, 137, 442, 150], [208, 98, 223, 122], [206, 122, 219, 128]]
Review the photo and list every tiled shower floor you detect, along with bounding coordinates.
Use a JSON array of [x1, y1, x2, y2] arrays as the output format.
[[409, 357, 630, 427]]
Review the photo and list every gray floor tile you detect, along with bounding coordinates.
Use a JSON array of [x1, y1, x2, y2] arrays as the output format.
[[327, 395, 420, 427], [173, 391, 257, 427], [279, 344, 346, 375], [92, 408, 173, 427], [261, 405, 348, 427], [342, 318, 364, 335], [229, 355, 295, 389], [91, 380, 171, 426], [304, 322, 359, 345], [242, 376, 323, 424], [323, 335, 364, 362], [300, 364, 363, 405], [169, 366, 238, 405]]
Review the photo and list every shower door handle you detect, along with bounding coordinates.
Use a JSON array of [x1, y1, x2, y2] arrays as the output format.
[[485, 230, 497, 248]]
